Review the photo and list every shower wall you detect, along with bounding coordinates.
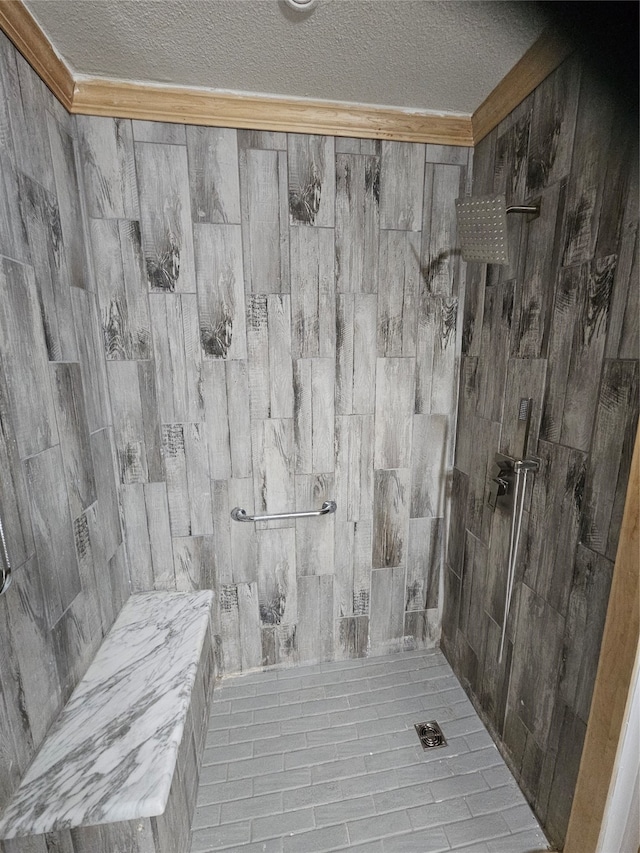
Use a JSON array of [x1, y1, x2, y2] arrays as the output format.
[[0, 33, 130, 815], [78, 115, 469, 674], [442, 52, 639, 846]]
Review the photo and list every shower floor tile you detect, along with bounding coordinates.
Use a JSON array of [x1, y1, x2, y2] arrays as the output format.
[[190, 649, 549, 853]]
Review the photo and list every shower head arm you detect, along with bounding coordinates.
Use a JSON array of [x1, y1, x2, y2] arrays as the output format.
[[506, 204, 540, 215]]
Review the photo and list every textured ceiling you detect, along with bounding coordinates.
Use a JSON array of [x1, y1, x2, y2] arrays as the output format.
[[24, 1, 550, 114]]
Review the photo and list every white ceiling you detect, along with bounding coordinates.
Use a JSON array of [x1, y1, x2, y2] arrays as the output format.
[[24, 1, 550, 115]]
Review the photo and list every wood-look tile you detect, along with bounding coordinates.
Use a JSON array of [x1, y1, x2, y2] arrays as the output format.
[[499, 358, 547, 459], [335, 615, 369, 660], [420, 163, 464, 296], [290, 226, 335, 359], [335, 415, 374, 523], [257, 527, 297, 627], [372, 468, 409, 570], [51, 363, 97, 516], [187, 127, 241, 225], [149, 294, 203, 423], [225, 359, 253, 479], [107, 361, 148, 484], [373, 358, 415, 470], [119, 484, 153, 592], [581, 359, 639, 558], [0, 47, 54, 193], [70, 288, 111, 433], [377, 229, 419, 357], [239, 148, 289, 293], [526, 55, 580, 195], [507, 584, 565, 747], [228, 477, 257, 585], [0, 257, 58, 458], [369, 566, 406, 655], [293, 359, 334, 475], [0, 370, 35, 569], [295, 473, 335, 577], [335, 153, 379, 293], [288, 134, 335, 228], [541, 257, 616, 450], [47, 114, 87, 291], [523, 441, 586, 616], [193, 223, 247, 360], [379, 141, 425, 231], [135, 141, 196, 292], [18, 173, 77, 362], [297, 574, 335, 663], [511, 180, 565, 360], [76, 116, 139, 220], [89, 428, 123, 564], [559, 544, 614, 723], [336, 294, 377, 415], [410, 414, 448, 518], [3, 557, 62, 746], [406, 517, 441, 612], [605, 182, 639, 361], [24, 446, 80, 630], [415, 296, 458, 415]]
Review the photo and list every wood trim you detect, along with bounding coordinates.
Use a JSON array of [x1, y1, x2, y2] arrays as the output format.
[[564, 423, 640, 853], [70, 77, 474, 145], [0, 0, 74, 110], [471, 26, 575, 143]]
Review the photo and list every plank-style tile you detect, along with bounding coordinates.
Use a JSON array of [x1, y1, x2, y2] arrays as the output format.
[[51, 363, 96, 518], [377, 230, 419, 357], [336, 293, 377, 416], [290, 226, 335, 360], [335, 153, 379, 293], [194, 223, 247, 359], [288, 134, 335, 228], [239, 148, 288, 293], [0, 257, 58, 459], [47, 113, 87, 291], [369, 566, 406, 655], [18, 173, 77, 362], [257, 527, 297, 627], [76, 116, 139, 219], [372, 468, 410, 570], [379, 142, 425, 231], [297, 574, 335, 663], [24, 446, 80, 630], [374, 358, 415, 470], [541, 257, 616, 450], [421, 163, 464, 296], [187, 126, 241, 224], [134, 141, 196, 292]]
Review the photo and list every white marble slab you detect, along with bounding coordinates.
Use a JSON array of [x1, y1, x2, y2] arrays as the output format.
[[0, 591, 214, 839]]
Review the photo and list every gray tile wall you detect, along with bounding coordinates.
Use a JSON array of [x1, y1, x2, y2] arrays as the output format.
[[441, 53, 639, 848], [0, 32, 131, 818], [78, 122, 469, 674]]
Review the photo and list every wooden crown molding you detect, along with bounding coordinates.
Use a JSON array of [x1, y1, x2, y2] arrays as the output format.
[[472, 26, 575, 143], [71, 76, 473, 145], [0, 1, 571, 146], [0, 0, 74, 110]]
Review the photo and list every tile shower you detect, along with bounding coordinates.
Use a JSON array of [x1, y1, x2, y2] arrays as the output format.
[[0, 23, 637, 853]]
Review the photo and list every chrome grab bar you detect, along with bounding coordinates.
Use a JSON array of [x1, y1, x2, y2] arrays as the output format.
[[0, 511, 12, 596], [231, 500, 337, 523]]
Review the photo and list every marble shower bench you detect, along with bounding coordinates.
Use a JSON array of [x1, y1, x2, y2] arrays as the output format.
[[0, 591, 215, 853]]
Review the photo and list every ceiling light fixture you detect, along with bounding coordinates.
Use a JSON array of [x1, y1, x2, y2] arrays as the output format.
[[283, 0, 318, 12]]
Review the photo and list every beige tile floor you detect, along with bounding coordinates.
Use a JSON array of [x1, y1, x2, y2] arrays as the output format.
[[190, 649, 550, 853]]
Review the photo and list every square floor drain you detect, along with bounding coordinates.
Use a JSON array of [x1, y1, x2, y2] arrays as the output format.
[[415, 720, 447, 750]]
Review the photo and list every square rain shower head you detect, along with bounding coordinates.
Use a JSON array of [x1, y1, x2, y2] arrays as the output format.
[[455, 193, 509, 265]]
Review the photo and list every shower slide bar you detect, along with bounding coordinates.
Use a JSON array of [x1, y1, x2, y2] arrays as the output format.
[[231, 500, 337, 523], [0, 510, 12, 596]]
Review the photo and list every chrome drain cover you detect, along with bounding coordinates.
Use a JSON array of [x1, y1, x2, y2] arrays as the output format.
[[415, 720, 447, 750]]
